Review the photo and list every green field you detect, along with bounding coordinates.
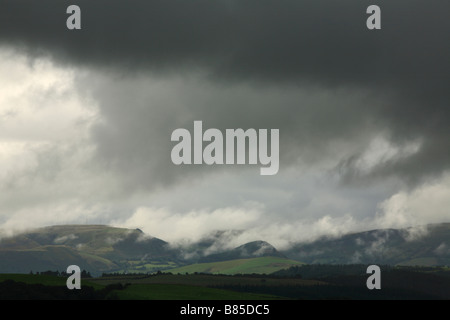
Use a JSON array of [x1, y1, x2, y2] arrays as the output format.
[[2, 265, 449, 299], [115, 283, 279, 300], [0, 273, 103, 289], [115, 260, 180, 273], [168, 256, 304, 275], [0, 273, 295, 300], [90, 273, 322, 287], [0, 274, 67, 286]]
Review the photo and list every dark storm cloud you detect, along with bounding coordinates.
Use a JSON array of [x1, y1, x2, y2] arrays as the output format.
[[1, 0, 449, 186], [1, 0, 448, 89]]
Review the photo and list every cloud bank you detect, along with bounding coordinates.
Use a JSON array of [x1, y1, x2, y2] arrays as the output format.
[[0, 0, 449, 244]]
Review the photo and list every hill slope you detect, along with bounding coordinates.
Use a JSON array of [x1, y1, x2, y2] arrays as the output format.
[[0, 225, 177, 275], [198, 241, 286, 263], [283, 223, 450, 266], [168, 256, 304, 275], [0, 225, 287, 275]]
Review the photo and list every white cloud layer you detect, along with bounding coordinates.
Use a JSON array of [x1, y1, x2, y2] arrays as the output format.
[[375, 172, 450, 228]]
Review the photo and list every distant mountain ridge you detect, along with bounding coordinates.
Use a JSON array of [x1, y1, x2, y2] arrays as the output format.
[[0, 225, 176, 274], [0, 225, 285, 275], [284, 223, 450, 266], [0, 223, 449, 275]]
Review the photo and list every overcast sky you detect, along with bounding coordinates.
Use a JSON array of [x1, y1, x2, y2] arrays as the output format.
[[0, 0, 449, 248]]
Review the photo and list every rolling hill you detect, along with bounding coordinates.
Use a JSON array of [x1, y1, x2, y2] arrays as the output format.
[[0, 222, 449, 275], [0, 225, 288, 275], [284, 223, 450, 266], [0, 225, 177, 275], [169, 256, 303, 275], [198, 241, 286, 263]]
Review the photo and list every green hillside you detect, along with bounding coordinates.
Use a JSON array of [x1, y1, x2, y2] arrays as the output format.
[[0, 245, 117, 274], [0, 225, 290, 275], [168, 256, 304, 275], [0, 225, 178, 275], [0, 224, 170, 260]]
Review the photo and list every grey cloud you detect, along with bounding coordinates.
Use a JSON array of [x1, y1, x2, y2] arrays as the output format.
[[0, 0, 447, 92], [0, 0, 449, 188], [79, 73, 384, 194]]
